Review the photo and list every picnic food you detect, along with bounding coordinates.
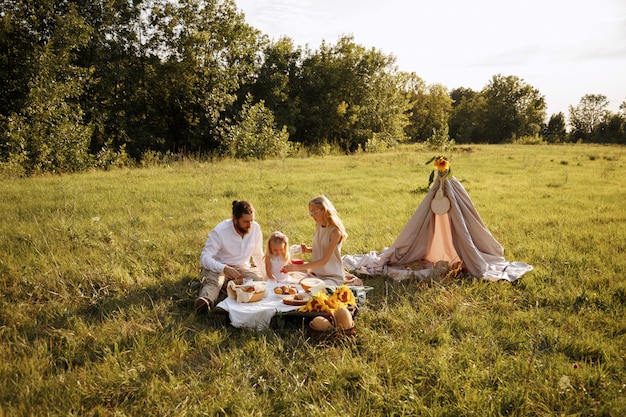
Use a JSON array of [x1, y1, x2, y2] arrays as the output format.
[[227, 281, 267, 303], [273, 285, 298, 295], [282, 293, 311, 306]]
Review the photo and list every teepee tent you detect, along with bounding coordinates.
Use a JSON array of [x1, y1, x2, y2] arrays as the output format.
[[343, 158, 532, 282]]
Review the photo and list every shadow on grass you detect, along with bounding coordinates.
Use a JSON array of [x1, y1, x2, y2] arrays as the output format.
[[17, 268, 487, 367]]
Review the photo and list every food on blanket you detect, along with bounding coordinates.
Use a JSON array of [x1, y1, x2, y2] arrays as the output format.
[[299, 277, 325, 292], [274, 285, 298, 295], [334, 307, 354, 329], [227, 281, 266, 303], [282, 293, 311, 306], [311, 316, 333, 331]]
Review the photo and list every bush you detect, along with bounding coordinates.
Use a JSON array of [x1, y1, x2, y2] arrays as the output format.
[[425, 122, 455, 152], [226, 97, 290, 160], [512, 135, 546, 145], [95, 143, 133, 169]]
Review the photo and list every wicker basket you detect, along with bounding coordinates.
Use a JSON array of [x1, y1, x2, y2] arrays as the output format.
[[227, 285, 266, 302]]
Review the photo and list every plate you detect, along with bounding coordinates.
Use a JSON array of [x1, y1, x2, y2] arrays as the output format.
[[282, 293, 311, 306], [299, 277, 325, 292], [273, 285, 299, 297]]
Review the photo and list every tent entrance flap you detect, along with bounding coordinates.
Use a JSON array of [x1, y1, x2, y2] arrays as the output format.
[[425, 212, 460, 265]]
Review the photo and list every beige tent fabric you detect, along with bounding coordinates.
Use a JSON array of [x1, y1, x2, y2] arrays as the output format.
[[378, 174, 504, 277], [424, 212, 461, 265], [343, 172, 533, 282]]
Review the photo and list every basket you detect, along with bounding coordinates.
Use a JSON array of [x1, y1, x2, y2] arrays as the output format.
[[227, 283, 266, 303]]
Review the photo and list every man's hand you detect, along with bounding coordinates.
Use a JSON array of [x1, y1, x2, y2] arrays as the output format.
[[224, 265, 241, 280]]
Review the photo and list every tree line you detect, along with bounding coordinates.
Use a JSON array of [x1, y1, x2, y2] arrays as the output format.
[[1, 0, 625, 175]]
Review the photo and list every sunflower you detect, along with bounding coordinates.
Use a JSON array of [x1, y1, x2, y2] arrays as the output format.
[[433, 157, 449, 172], [425, 155, 451, 187], [298, 285, 356, 313]]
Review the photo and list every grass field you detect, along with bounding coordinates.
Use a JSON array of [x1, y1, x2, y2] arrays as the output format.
[[1, 144, 625, 416]]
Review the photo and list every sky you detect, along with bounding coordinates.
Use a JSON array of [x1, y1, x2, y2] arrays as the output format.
[[235, 0, 626, 117]]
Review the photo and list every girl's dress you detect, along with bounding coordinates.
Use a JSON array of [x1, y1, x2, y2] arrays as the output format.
[[268, 254, 289, 282], [310, 224, 345, 285]]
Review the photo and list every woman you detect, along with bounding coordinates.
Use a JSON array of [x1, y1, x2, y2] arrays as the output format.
[[284, 195, 361, 285]]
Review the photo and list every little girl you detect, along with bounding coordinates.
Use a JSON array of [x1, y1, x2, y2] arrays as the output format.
[[264, 231, 291, 281]]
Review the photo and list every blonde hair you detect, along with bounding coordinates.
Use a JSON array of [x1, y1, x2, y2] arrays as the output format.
[[309, 195, 347, 240], [265, 231, 290, 262]]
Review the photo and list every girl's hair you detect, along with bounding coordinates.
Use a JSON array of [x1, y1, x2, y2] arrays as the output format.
[[265, 231, 290, 262], [232, 200, 255, 219], [309, 195, 348, 240]]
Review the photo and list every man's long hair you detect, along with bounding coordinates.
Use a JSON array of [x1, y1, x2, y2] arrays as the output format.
[[232, 200, 255, 219]]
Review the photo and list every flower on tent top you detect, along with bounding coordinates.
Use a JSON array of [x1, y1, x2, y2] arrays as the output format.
[[425, 155, 451, 187], [433, 156, 449, 172]]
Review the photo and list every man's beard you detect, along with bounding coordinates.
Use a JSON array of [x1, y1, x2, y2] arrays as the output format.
[[234, 220, 251, 235]]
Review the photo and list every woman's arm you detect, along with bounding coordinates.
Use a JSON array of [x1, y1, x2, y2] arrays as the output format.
[[284, 229, 341, 272]]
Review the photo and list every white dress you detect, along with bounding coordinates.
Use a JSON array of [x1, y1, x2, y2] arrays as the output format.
[[268, 254, 289, 282]]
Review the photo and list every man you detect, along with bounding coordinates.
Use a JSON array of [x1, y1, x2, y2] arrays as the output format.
[[195, 200, 265, 314]]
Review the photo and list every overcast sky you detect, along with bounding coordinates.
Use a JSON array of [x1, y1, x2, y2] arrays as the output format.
[[235, 0, 626, 117]]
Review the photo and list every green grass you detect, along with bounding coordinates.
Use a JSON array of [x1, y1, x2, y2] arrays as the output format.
[[1, 144, 625, 416]]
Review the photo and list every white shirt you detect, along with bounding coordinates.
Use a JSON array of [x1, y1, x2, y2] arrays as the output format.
[[200, 219, 265, 275]]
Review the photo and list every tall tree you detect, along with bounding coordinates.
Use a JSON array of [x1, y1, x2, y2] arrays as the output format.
[[243, 36, 303, 138], [295, 35, 409, 151], [568, 94, 609, 142], [79, 0, 261, 158], [448, 87, 481, 143], [479, 74, 546, 143], [544, 112, 567, 143], [1, 0, 93, 174], [76, 0, 156, 159], [595, 113, 626, 144], [404, 77, 452, 142]]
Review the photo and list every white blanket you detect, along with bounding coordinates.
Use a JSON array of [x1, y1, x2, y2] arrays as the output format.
[[215, 279, 304, 330], [342, 253, 533, 282]]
